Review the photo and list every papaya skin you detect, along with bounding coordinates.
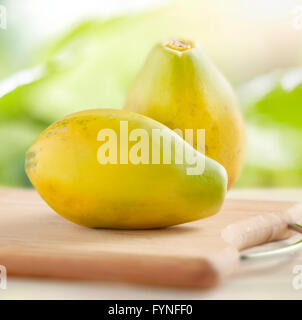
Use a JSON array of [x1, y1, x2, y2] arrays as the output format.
[[124, 40, 246, 189], [25, 109, 227, 229]]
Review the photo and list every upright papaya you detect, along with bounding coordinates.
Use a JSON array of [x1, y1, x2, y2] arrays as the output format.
[[125, 40, 245, 189]]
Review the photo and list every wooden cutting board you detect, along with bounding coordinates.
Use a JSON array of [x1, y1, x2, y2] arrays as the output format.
[[0, 187, 302, 288]]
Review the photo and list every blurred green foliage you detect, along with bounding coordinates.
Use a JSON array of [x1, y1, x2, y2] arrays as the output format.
[[237, 69, 302, 187]]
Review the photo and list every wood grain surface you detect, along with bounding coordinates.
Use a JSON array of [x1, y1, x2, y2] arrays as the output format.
[[0, 187, 302, 288]]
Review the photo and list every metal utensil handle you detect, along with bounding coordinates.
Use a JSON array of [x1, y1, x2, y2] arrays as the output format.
[[240, 223, 302, 261]]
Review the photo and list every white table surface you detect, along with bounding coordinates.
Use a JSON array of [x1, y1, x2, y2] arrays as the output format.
[[1, 188, 302, 300]]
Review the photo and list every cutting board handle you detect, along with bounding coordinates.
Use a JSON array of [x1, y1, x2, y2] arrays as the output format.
[[221, 203, 302, 251], [240, 223, 302, 260]]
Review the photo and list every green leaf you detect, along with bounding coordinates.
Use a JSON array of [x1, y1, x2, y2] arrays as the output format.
[[0, 120, 44, 187], [236, 68, 302, 187]]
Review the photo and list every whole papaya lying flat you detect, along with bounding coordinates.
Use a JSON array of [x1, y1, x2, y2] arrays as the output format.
[[25, 109, 227, 229], [124, 40, 245, 189]]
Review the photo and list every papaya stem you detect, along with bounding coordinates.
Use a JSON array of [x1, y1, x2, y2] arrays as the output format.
[[164, 40, 193, 52]]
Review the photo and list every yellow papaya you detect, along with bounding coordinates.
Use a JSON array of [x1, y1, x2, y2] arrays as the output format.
[[25, 109, 227, 229], [124, 40, 245, 189]]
